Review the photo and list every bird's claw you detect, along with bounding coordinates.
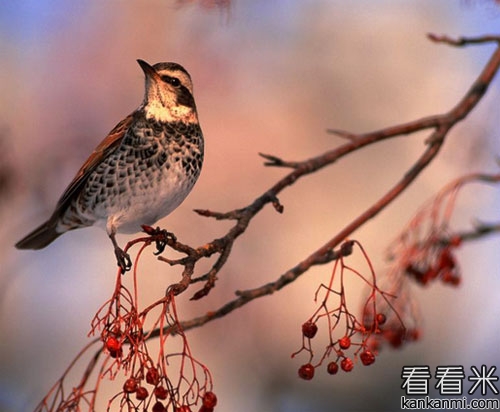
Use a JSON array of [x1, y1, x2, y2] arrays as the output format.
[[153, 228, 176, 255], [115, 247, 132, 274], [141, 225, 176, 255]]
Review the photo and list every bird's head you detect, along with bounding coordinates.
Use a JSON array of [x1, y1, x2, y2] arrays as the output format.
[[137, 59, 198, 123]]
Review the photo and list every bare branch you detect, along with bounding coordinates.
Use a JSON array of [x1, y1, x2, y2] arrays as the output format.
[[160, 33, 500, 330]]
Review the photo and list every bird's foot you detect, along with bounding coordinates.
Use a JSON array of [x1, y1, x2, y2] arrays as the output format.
[[141, 225, 176, 255], [115, 246, 132, 274]]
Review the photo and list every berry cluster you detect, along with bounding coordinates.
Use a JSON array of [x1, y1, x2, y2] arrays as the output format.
[[297, 320, 378, 380], [364, 314, 420, 352], [120, 368, 217, 412], [118, 366, 171, 411], [92, 258, 215, 411], [386, 176, 471, 289], [404, 238, 461, 286], [293, 241, 404, 379], [98, 293, 215, 411], [35, 235, 217, 412]]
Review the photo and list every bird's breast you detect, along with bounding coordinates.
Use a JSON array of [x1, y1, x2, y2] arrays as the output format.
[[75, 120, 204, 233]]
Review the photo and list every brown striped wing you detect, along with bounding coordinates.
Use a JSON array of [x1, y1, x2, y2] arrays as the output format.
[[53, 114, 134, 215]]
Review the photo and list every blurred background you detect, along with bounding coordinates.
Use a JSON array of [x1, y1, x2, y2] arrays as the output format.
[[1, 1, 500, 411]]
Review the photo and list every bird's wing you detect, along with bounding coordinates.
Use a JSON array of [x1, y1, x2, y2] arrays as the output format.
[[54, 113, 134, 214]]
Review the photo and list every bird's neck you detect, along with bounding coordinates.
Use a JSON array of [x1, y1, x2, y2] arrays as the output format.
[[142, 100, 198, 124]]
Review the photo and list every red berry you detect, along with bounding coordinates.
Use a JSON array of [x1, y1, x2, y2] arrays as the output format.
[[105, 336, 122, 358], [146, 367, 160, 386], [327, 362, 339, 375], [176, 406, 192, 412], [438, 249, 455, 270], [441, 270, 461, 286], [407, 328, 421, 341], [136, 386, 149, 400], [105, 336, 120, 352], [340, 357, 354, 372], [109, 347, 123, 358], [298, 363, 315, 380], [360, 350, 376, 366], [338, 336, 351, 350], [405, 264, 423, 278], [154, 385, 168, 400], [449, 235, 462, 247], [123, 378, 137, 393], [302, 321, 318, 339], [152, 401, 166, 412], [202, 391, 218, 408], [367, 337, 380, 353], [385, 327, 405, 348], [376, 313, 386, 325]]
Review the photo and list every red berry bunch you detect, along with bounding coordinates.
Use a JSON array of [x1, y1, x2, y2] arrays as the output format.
[[405, 244, 461, 286], [296, 312, 384, 379], [117, 366, 174, 410]]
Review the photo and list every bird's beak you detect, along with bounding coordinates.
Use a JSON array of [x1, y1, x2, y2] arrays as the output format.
[[137, 59, 160, 81]]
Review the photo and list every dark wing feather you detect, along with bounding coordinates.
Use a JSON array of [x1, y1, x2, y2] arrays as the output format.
[[54, 114, 133, 214], [15, 114, 133, 250]]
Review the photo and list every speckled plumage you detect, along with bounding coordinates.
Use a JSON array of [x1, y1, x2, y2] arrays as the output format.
[[16, 60, 204, 272], [65, 114, 203, 233]]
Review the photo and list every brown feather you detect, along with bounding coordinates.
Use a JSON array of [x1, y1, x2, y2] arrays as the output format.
[[54, 114, 133, 214]]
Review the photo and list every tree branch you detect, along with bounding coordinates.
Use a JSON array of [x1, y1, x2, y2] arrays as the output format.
[[142, 33, 500, 334]]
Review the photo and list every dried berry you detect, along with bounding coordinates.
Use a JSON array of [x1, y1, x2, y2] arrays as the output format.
[[437, 249, 455, 270], [340, 357, 354, 372], [302, 321, 318, 339], [105, 336, 120, 352], [441, 270, 461, 286], [449, 235, 462, 247], [105, 336, 122, 358], [202, 391, 218, 408], [123, 378, 137, 393], [385, 326, 406, 348], [338, 336, 351, 350], [298, 363, 315, 380], [146, 367, 160, 386], [327, 361, 339, 375], [376, 313, 386, 325], [136, 386, 149, 400], [360, 350, 376, 366], [152, 401, 166, 412], [154, 385, 168, 400]]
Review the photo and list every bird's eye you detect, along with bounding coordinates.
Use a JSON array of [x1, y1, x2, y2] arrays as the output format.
[[161, 75, 181, 87]]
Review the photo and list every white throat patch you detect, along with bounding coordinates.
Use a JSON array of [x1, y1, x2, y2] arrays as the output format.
[[144, 100, 197, 123]]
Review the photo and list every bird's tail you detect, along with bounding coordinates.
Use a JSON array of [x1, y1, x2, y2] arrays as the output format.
[[15, 218, 62, 250]]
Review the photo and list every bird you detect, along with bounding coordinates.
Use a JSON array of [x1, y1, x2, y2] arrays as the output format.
[[15, 59, 204, 273]]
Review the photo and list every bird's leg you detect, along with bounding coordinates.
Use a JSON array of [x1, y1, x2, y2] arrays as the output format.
[[109, 232, 132, 274], [141, 225, 177, 255]]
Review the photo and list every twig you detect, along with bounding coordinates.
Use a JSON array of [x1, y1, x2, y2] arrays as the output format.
[[151, 33, 500, 331]]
